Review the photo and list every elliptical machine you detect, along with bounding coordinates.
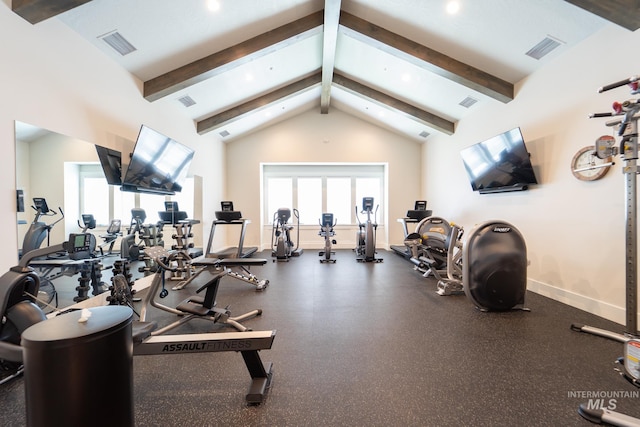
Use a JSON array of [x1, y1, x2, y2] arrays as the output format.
[[20, 198, 64, 258], [318, 213, 337, 263], [271, 208, 302, 262], [405, 218, 528, 311], [354, 197, 382, 263]]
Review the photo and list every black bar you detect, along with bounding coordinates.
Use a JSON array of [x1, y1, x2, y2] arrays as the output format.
[[599, 76, 638, 93]]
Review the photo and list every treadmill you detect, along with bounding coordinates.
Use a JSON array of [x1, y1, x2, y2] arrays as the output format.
[[200, 201, 257, 259], [390, 200, 432, 259]]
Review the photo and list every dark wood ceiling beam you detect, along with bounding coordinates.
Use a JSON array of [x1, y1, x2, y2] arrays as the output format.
[[333, 72, 455, 135], [145, 11, 324, 102], [563, 0, 640, 31], [339, 11, 514, 104], [12, 0, 93, 24], [196, 71, 323, 135], [320, 0, 341, 114]]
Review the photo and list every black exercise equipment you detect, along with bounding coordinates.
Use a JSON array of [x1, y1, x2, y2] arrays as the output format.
[[354, 197, 382, 263], [205, 201, 257, 259], [462, 220, 528, 311], [158, 201, 202, 283], [194, 202, 266, 290], [20, 197, 64, 258], [0, 233, 93, 385], [120, 208, 164, 275], [405, 216, 455, 282], [98, 219, 122, 256], [76, 214, 99, 259], [271, 208, 303, 262], [138, 246, 266, 333], [318, 213, 337, 263], [391, 200, 433, 259], [405, 217, 528, 311], [2, 233, 275, 404]]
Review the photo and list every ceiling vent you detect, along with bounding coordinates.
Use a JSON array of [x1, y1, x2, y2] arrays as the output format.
[[100, 31, 137, 56], [419, 131, 430, 138], [177, 95, 196, 108], [525, 36, 563, 60], [219, 130, 230, 138], [459, 96, 478, 108]]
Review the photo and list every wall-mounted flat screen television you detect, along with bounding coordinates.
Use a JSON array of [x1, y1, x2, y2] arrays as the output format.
[[460, 127, 538, 194], [95, 145, 123, 185], [121, 125, 194, 195]]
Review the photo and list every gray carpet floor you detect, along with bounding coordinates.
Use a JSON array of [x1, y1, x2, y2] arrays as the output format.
[[1, 249, 638, 426]]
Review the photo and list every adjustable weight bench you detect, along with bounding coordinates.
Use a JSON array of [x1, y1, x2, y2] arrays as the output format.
[[136, 249, 267, 334]]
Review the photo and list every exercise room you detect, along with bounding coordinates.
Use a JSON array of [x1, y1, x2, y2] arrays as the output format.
[[1, 1, 639, 426]]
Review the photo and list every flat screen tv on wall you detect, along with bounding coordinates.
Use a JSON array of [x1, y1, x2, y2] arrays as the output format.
[[460, 127, 538, 194], [121, 125, 194, 196], [95, 145, 123, 185]]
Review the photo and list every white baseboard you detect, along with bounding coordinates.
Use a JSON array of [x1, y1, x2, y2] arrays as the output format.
[[527, 278, 629, 326]]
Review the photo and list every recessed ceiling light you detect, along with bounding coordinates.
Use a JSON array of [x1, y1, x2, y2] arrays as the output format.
[[207, 0, 221, 12], [446, 1, 461, 15]]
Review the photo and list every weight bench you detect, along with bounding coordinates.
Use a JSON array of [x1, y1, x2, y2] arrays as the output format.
[[179, 254, 269, 291]]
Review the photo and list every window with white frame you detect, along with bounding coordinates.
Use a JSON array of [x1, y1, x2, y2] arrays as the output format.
[[79, 165, 110, 226], [79, 164, 195, 228], [263, 164, 385, 226]]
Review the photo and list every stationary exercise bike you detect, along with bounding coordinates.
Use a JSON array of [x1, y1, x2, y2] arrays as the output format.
[[318, 213, 337, 263], [76, 214, 99, 258], [354, 197, 382, 263], [98, 219, 122, 256], [271, 208, 303, 261]]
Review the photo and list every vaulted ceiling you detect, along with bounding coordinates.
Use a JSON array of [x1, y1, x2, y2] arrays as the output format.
[[11, 0, 640, 142]]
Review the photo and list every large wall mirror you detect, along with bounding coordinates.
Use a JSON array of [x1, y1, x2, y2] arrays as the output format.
[[15, 121, 203, 256]]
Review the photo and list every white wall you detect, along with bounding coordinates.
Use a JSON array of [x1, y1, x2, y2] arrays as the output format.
[[226, 109, 422, 250], [423, 24, 640, 325], [0, 5, 224, 270]]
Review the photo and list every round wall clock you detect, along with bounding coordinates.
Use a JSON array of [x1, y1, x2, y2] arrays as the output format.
[[571, 137, 614, 181]]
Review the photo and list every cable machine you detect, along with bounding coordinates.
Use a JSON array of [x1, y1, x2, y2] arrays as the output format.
[[570, 75, 640, 426]]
